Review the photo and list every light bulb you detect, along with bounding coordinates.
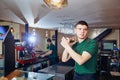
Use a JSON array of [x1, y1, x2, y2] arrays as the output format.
[[52, 0, 61, 3]]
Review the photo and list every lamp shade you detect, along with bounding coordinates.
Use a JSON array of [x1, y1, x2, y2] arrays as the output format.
[[11, 27, 14, 33], [44, 0, 68, 9]]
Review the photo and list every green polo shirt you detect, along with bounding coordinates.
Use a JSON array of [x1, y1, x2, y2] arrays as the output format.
[[48, 43, 57, 58], [72, 38, 98, 74]]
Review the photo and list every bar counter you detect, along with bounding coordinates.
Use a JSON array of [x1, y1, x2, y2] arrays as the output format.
[[6, 69, 54, 80], [38, 64, 74, 80]]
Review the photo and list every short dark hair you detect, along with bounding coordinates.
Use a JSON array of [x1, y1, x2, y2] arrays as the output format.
[[47, 38, 51, 42], [74, 20, 89, 28]]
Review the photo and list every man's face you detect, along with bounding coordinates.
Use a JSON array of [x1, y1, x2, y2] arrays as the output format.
[[74, 24, 88, 39], [46, 41, 50, 45]]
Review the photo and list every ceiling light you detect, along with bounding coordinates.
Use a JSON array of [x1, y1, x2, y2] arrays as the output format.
[[11, 27, 14, 33], [44, 0, 68, 9]]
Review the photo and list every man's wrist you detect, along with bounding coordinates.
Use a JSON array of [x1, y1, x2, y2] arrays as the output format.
[[65, 45, 72, 52]]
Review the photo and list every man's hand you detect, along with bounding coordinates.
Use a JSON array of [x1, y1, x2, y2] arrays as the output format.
[[61, 37, 70, 48], [61, 36, 77, 48], [40, 54, 45, 58], [69, 36, 77, 46]]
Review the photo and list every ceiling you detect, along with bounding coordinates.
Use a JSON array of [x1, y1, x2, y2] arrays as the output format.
[[0, 0, 120, 30]]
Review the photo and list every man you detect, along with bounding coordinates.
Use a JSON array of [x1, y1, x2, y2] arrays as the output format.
[[61, 21, 98, 80], [41, 38, 58, 66]]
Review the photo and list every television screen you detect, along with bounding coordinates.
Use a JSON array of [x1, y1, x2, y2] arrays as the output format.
[[0, 26, 10, 40], [101, 40, 116, 51], [103, 43, 114, 50]]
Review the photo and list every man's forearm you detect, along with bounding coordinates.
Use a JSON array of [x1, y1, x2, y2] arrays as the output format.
[[62, 49, 70, 62], [65, 45, 84, 65]]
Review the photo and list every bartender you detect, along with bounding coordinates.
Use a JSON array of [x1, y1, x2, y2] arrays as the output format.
[[40, 38, 59, 66]]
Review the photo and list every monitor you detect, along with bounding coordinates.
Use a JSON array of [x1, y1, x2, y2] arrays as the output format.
[[101, 40, 116, 51], [0, 25, 10, 41]]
